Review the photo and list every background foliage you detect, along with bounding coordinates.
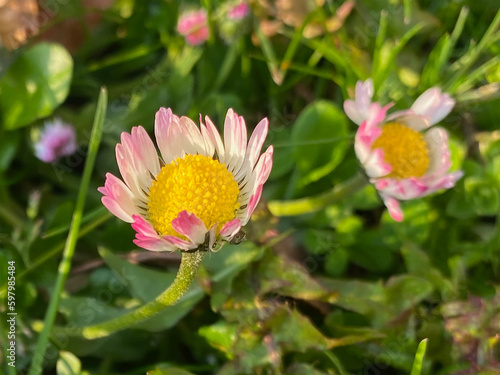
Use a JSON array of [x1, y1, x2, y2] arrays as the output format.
[[0, 0, 499, 374]]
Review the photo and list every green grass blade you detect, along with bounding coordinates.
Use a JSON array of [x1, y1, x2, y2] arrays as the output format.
[[446, 8, 500, 92], [27, 87, 107, 375], [420, 7, 468, 89], [372, 10, 388, 83], [42, 205, 109, 239], [255, 25, 282, 85], [410, 338, 428, 375]]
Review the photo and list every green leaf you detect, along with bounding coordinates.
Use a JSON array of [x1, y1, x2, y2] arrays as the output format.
[[464, 176, 499, 216], [0, 43, 73, 130], [291, 100, 349, 188], [199, 321, 238, 356], [258, 251, 337, 303], [56, 351, 81, 375]]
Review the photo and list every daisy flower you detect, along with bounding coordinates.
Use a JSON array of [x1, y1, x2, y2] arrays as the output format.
[[99, 108, 273, 252], [228, 2, 250, 20], [344, 79, 463, 221], [177, 9, 209, 46], [35, 118, 77, 163]]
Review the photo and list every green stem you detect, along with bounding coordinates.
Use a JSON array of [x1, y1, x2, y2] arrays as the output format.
[[81, 250, 205, 339], [268, 173, 368, 217], [28, 88, 107, 375]]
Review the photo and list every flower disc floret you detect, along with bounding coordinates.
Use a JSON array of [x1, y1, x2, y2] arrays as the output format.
[[148, 155, 240, 237], [371, 122, 429, 179]]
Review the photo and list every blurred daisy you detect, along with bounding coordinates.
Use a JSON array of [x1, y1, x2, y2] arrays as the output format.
[[228, 2, 250, 20], [177, 9, 209, 46], [35, 119, 77, 163], [344, 79, 463, 221], [99, 108, 273, 252]]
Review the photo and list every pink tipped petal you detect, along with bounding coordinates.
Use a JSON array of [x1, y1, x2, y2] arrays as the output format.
[[355, 79, 374, 114], [102, 196, 135, 223], [171, 211, 208, 245], [155, 108, 188, 163], [179, 116, 207, 156], [205, 115, 225, 163], [411, 87, 455, 125], [383, 196, 404, 222], [224, 109, 247, 174], [354, 121, 383, 163], [424, 127, 451, 176], [365, 103, 393, 130], [376, 177, 429, 200], [343, 100, 365, 125], [199, 115, 216, 157], [131, 126, 160, 175], [246, 117, 269, 169], [344, 79, 375, 125], [363, 149, 392, 178], [430, 171, 464, 190], [99, 173, 140, 222], [244, 184, 263, 224], [116, 144, 148, 202], [133, 238, 177, 252], [131, 215, 158, 237], [163, 235, 197, 251], [256, 145, 274, 185], [155, 108, 175, 162], [220, 218, 242, 240]]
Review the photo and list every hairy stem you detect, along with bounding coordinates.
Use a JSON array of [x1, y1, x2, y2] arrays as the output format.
[[81, 250, 205, 339]]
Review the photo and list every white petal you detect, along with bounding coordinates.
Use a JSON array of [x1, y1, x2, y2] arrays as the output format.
[[424, 127, 450, 176]]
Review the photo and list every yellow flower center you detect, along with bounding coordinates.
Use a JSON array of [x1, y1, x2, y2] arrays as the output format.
[[371, 122, 429, 179], [147, 154, 240, 237]]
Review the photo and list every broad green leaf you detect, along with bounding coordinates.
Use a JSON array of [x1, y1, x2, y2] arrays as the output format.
[[291, 100, 349, 188], [258, 251, 337, 302], [199, 321, 238, 356], [401, 244, 452, 292], [202, 242, 265, 310], [56, 351, 81, 375], [0, 43, 73, 130], [384, 275, 433, 314], [98, 247, 177, 303]]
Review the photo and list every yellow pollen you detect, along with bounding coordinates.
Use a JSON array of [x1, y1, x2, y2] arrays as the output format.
[[147, 154, 240, 237], [371, 122, 429, 179]]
